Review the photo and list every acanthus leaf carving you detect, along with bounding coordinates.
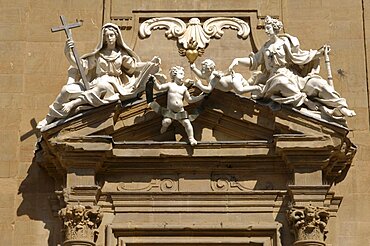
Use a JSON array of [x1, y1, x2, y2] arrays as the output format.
[[59, 204, 102, 244], [178, 18, 210, 49], [139, 17, 186, 40], [203, 17, 250, 40], [287, 204, 330, 243], [139, 17, 250, 63]]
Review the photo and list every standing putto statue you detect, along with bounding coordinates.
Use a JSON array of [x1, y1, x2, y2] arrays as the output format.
[[149, 66, 205, 145]]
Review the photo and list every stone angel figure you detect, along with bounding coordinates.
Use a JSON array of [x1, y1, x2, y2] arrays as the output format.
[[37, 23, 161, 128], [190, 58, 262, 95]]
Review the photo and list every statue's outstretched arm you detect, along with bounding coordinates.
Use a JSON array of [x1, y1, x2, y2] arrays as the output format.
[[229, 57, 251, 72], [184, 89, 205, 103], [64, 38, 78, 68], [190, 63, 204, 79], [152, 77, 169, 91]]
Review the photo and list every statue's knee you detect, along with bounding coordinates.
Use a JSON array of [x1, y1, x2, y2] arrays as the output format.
[[273, 78, 288, 87], [308, 78, 325, 88], [96, 81, 111, 91], [60, 85, 72, 95], [271, 78, 295, 94]]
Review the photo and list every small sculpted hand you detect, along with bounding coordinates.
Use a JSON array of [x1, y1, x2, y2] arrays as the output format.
[[213, 71, 223, 79], [122, 55, 133, 64], [190, 63, 196, 70], [154, 73, 167, 83], [184, 79, 195, 87], [228, 59, 238, 73], [151, 56, 161, 64], [318, 44, 331, 56], [324, 44, 331, 55], [64, 38, 76, 63], [65, 38, 74, 50], [61, 101, 74, 113]]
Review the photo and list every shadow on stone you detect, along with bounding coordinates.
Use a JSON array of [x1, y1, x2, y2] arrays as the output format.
[[17, 155, 62, 246]]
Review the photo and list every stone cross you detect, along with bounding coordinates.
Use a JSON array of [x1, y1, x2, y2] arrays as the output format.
[[51, 15, 90, 90]]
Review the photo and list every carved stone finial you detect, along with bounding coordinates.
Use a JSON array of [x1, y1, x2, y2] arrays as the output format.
[[287, 205, 330, 245], [59, 204, 102, 246]]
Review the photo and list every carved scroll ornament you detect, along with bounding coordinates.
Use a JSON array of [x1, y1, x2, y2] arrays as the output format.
[[211, 175, 254, 192], [139, 17, 250, 63], [117, 177, 179, 192]]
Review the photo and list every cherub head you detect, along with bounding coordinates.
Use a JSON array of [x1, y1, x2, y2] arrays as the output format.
[[169, 66, 185, 84], [73, 205, 85, 221], [201, 59, 216, 75], [304, 205, 317, 222], [264, 16, 283, 37]]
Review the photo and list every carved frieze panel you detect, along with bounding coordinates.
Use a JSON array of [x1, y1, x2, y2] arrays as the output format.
[[116, 175, 179, 192], [101, 172, 286, 194], [211, 174, 276, 192]]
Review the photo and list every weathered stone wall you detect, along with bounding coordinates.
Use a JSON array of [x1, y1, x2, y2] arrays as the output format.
[[281, 1, 370, 245], [0, 0, 369, 245], [0, 0, 103, 245]]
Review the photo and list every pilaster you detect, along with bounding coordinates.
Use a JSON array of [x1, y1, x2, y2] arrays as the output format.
[[54, 140, 108, 245]]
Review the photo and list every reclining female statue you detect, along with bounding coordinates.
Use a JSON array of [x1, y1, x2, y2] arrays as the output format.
[[37, 23, 160, 128], [229, 16, 355, 118]]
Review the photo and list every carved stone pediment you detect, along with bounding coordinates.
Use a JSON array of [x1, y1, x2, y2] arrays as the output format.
[[39, 89, 355, 178]]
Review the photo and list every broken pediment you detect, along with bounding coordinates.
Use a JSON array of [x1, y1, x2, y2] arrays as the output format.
[[41, 89, 350, 141], [38, 89, 355, 183], [42, 89, 346, 137]]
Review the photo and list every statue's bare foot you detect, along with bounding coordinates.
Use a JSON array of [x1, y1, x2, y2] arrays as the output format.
[[36, 115, 55, 129], [189, 137, 197, 146], [253, 85, 263, 97], [339, 107, 356, 117], [37, 118, 49, 129], [61, 101, 75, 114]]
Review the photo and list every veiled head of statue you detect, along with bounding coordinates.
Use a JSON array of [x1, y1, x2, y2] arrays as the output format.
[[103, 27, 119, 47], [81, 23, 141, 62]]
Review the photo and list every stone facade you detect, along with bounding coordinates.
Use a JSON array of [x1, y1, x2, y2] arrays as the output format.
[[0, 1, 370, 246]]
